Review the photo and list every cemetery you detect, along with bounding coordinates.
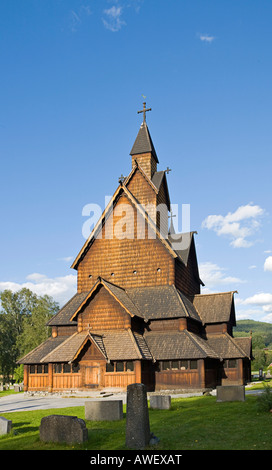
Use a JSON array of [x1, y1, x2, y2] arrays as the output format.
[[0, 382, 272, 450]]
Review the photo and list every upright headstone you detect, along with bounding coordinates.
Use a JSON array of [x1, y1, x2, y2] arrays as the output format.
[[39, 415, 88, 444], [216, 385, 245, 402], [126, 383, 151, 449], [0, 417, 12, 435], [150, 395, 171, 410], [85, 400, 123, 421]]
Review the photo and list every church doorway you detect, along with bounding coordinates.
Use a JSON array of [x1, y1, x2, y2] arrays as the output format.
[[84, 363, 100, 388]]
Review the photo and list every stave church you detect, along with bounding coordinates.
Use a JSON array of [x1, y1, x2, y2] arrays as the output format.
[[19, 103, 252, 392]]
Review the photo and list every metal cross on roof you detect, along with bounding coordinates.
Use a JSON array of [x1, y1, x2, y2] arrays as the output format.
[[119, 174, 125, 184], [165, 167, 172, 174], [137, 101, 151, 123]]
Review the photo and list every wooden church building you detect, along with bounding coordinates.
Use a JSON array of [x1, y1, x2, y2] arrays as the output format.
[[19, 103, 252, 392]]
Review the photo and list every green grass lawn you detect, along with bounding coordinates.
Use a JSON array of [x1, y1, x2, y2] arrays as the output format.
[[0, 395, 271, 450]]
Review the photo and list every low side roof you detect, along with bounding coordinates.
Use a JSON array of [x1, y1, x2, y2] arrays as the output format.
[[144, 330, 219, 360], [17, 336, 67, 364], [192, 291, 237, 324], [47, 292, 89, 326], [127, 285, 201, 322], [206, 333, 251, 359]]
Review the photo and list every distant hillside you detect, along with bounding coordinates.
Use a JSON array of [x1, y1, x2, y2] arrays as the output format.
[[234, 320, 272, 348]]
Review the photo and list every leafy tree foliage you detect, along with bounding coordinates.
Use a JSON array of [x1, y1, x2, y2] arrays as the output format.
[[0, 288, 59, 380]]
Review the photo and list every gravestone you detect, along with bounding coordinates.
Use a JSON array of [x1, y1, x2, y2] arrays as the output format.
[[150, 395, 171, 410], [39, 415, 88, 444], [216, 385, 245, 402], [85, 400, 123, 421], [126, 383, 151, 449], [0, 417, 12, 435]]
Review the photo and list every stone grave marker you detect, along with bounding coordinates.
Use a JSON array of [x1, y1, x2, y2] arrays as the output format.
[[39, 415, 88, 445], [85, 400, 123, 421], [0, 417, 12, 435], [150, 395, 171, 410], [126, 383, 159, 449]]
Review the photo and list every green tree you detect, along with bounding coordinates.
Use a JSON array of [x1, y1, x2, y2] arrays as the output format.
[[17, 294, 58, 357], [0, 288, 59, 380]]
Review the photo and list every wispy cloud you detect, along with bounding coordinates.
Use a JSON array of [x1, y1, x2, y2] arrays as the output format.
[[199, 34, 215, 43], [202, 203, 265, 248], [199, 261, 245, 292], [102, 5, 126, 32], [69, 5, 92, 32]]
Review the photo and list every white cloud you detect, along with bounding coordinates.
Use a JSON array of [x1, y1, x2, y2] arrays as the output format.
[[264, 256, 272, 272], [102, 6, 126, 32], [236, 292, 272, 322], [202, 203, 265, 248], [199, 262, 244, 290], [199, 34, 215, 43], [0, 273, 77, 307]]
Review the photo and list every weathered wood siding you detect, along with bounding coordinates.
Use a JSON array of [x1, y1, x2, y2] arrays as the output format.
[[77, 194, 175, 292], [77, 286, 131, 330]]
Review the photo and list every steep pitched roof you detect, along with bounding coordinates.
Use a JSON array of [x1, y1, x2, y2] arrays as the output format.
[[69, 277, 145, 322], [192, 291, 237, 324], [130, 122, 159, 163], [71, 184, 178, 270]]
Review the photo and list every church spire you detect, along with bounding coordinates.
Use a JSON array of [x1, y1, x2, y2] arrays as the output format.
[[130, 101, 159, 179]]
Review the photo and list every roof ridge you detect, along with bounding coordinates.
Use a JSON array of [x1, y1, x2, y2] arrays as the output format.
[[194, 291, 238, 297], [171, 285, 189, 318], [127, 328, 144, 360]]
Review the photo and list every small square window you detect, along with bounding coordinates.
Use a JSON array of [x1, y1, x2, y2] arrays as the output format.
[[63, 363, 71, 373], [116, 362, 124, 372], [106, 362, 114, 372], [72, 363, 80, 373], [190, 360, 198, 370], [180, 360, 188, 370], [30, 365, 35, 374], [126, 361, 134, 372], [37, 365, 42, 374], [162, 361, 170, 371], [171, 361, 179, 370]]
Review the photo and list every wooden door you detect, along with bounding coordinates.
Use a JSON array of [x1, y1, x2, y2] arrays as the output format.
[[84, 363, 100, 387]]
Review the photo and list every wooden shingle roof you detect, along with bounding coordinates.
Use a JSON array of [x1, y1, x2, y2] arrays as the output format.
[[127, 285, 201, 322], [192, 291, 237, 325], [47, 292, 89, 326], [144, 330, 220, 360], [130, 122, 159, 162], [206, 333, 251, 359], [17, 336, 67, 364]]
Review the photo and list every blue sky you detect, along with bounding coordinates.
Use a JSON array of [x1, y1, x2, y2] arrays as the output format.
[[0, 0, 272, 322]]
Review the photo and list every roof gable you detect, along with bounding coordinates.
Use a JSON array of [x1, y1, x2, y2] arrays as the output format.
[[71, 184, 178, 270], [192, 291, 237, 324], [70, 277, 145, 322]]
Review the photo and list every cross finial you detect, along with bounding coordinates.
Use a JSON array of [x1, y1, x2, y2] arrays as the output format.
[[165, 166, 172, 174], [137, 101, 151, 124], [118, 174, 125, 184]]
